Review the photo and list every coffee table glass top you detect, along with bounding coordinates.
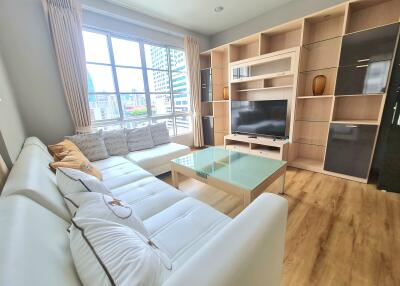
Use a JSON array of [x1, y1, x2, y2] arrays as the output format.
[[172, 147, 286, 191]]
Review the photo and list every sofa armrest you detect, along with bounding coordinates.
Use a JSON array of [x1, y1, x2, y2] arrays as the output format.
[[164, 193, 288, 286]]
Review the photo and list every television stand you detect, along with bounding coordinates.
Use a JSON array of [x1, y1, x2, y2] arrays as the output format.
[[248, 135, 257, 139], [224, 134, 288, 161]]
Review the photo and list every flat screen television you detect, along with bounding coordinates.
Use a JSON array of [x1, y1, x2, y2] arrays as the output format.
[[231, 100, 288, 137]]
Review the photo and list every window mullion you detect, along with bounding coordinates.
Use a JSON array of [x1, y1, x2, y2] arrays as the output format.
[[167, 47, 176, 136], [107, 35, 124, 122], [139, 41, 152, 118]]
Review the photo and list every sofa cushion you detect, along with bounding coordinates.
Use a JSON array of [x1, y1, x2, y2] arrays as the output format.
[[0, 195, 81, 286], [124, 143, 190, 171], [126, 126, 154, 151], [144, 197, 231, 268], [102, 129, 129, 156], [56, 167, 110, 196], [1, 142, 71, 221], [110, 176, 187, 220], [66, 192, 149, 237], [150, 122, 171, 146], [93, 159, 153, 190], [70, 217, 171, 286], [67, 132, 109, 161]]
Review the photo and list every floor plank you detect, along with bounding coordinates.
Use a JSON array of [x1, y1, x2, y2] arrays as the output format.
[[161, 167, 400, 286]]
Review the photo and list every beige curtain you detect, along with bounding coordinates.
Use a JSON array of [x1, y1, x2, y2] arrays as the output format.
[[184, 36, 204, 147], [0, 154, 8, 190], [43, 0, 91, 134]]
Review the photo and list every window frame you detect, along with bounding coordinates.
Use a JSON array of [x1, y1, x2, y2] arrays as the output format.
[[83, 27, 192, 136]]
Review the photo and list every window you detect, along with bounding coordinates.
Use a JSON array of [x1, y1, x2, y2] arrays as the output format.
[[83, 29, 192, 135]]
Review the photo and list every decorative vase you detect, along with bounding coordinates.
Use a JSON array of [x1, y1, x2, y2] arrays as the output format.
[[312, 75, 327, 96], [223, 86, 229, 100]]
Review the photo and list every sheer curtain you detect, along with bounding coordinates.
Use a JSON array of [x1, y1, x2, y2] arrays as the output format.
[[184, 36, 204, 147], [43, 0, 91, 133]]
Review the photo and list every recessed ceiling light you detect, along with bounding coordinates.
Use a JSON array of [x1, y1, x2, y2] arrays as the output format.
[[214, 6, 224, 13]]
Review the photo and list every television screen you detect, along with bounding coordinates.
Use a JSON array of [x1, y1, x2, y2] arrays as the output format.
[[231, 100, 287, 137]]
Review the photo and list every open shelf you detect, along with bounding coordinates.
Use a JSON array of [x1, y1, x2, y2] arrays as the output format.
[[211, 47, 229, 101], [200, 53, 211, 69], [331, 120, 379, 126], [300, 37, 341, 72], [332, 94, 383, 122], [201, 102, 213, 117], [237, 85, 293, 92], [293, 121, 330, 147], [289, 143, 325, 172], [295, 96, 332, 121], [250, 144, 282, 160], [229, 35, 260, 62], [297, 95, 333, 99], [260, 21, 302, 54], [297, 67, 337, 97], [346, 0, 400, 34], [303, 5, 346, 45]]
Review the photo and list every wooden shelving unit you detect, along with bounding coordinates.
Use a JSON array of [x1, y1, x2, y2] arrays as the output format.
[[200, 0, 400, 183]]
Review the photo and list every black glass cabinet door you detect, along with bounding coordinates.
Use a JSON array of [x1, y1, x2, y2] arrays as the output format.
[[202, 117, 214, 146], [324, 124, 378, 178], [335, 61, 391, 95], [201, 68, 212, 102], [339, 23, 399, 67]]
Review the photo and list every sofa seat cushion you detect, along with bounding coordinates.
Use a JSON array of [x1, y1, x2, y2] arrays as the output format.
[[109, 176, 186, 220], [144, 197, 231, 269], [0, 195, 81, 286], [124, 143, 190, 171], [91, 156, 131, 171]]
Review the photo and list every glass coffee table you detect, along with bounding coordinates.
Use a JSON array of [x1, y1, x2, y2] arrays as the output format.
[[171, 147, 287, 208]]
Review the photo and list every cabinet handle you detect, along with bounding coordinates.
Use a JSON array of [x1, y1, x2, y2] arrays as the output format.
[[357, 58, 370, 62], [345, 125, 358, 128], [392, 102, 397, 125], [356, 64, 369, 68]]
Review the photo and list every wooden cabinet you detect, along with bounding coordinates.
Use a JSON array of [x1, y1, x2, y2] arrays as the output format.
[[324, 124, 377, 178], [339, 23, 399, 67]]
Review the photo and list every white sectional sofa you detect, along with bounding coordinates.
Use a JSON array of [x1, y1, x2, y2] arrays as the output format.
[[0, 137, 288, 286]]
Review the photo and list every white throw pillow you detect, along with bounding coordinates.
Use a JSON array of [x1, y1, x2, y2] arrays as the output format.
[[56, 167, 110, 196], [66, 192, 149, 238], [70, 218, 172, 286]]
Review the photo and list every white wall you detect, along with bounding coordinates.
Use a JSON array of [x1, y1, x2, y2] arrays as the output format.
[[0, 52, 26, 166], [210, 0, 347, 48], [0, 0, 75, 145]]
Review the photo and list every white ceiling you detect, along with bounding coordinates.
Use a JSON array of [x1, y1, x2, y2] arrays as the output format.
[[105, 0, 294, 35]]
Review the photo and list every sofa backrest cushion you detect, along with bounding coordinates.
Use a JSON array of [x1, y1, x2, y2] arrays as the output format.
[[102, 129, 129, 156], [126, 126, 154, 151], [150, 122, 171, 146], [66, 132, 109, 162], [1, 137, 70, 221], [0, 195, 81, 286]]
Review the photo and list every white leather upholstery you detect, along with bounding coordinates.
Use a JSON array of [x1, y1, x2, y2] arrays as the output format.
[[163, 193, 288, 286], [109, 176, 187, 220], [145, 197, 231, 269], [1, 143, 70, 221], [0, 137, 288, 286], [0, 195, 81, 286], [124, 143, 190, 175]]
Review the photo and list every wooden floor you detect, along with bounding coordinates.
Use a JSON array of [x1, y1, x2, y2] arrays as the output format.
[[162, 167, 400, 286]]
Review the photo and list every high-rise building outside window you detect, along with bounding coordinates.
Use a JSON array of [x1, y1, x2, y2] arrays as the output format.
[[83, 28, 191, 135]]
